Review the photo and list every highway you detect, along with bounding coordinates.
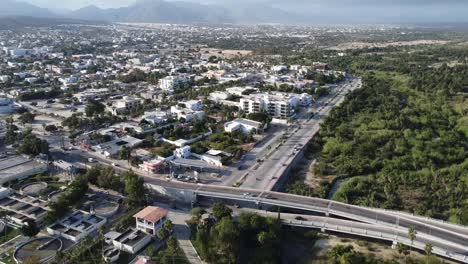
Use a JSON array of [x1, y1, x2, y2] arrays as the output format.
[[236, 209, 468, 263], [53, 132, 468, 263], [239, 78, 362, 190], [127, 172, 468, 256]]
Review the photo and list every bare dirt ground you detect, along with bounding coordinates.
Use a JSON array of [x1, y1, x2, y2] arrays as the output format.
[[294, 156, 336, 189], [329, 40, 449, 50], [198, 48, 253, 59], [313, 234, 457, 264]]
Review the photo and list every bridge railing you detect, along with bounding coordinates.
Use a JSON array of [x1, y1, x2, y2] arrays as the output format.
[[285, 219, 468, 263]]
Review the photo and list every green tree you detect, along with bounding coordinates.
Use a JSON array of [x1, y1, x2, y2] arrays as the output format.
[[18, 112, 35, 124], [408, 227, 417, 257], [21, 218, 39, 238], [211, 217, 238, 264], [4, 116, 17, 144], [396, 242, 409, 263], [85, 99, 105, 117], [157, 220, 174, 240], [17, 130, 49, 156], [124, 171, 146, 205], [212, 203, 232, 220], [425, 243, 433, 263], [119, 146, 131, 161]]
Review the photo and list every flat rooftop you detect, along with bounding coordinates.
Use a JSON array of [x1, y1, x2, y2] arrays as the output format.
[[0, 156, 47, 183]]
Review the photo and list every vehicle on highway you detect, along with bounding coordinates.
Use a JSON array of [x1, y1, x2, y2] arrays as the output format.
[[295, 216, 307, 221], [88, 158, 95, 163]]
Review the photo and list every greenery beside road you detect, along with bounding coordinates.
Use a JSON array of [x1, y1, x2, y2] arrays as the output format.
[[287, 47, 468, 224]]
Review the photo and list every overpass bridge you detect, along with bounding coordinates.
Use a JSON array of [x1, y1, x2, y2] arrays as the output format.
[[144, 179, 468, 263], [238, 210, 468, 263]]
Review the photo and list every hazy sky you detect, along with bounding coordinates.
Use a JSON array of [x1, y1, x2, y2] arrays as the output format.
[[22, 0, 468, 22]]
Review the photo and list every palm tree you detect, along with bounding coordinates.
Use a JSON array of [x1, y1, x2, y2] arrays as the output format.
[[425, 243, 433, 263], [396, 242, 408, 263], [408, 226, 417, 258]]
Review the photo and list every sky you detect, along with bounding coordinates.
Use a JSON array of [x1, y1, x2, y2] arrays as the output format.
[[21, 0, 468, 23]]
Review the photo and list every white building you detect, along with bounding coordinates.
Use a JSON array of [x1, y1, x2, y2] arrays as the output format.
[[110, 229, 151, 254], [94, 136, 143, 157], [209, 91, 230, 101], [179, 100, 203, 111], [47, 211, 107, 242], [140, 110, 170, 125], [226, 86, 258, 96], [240, 94, 293, 119], [224, 118, 263, 134], [75, 88, 111, 103], [59, 75, 80, 87], [110, 96, 142, 115], [239, 92, 312, 119], [272, 65, 288, 73], [159, 76, 187, 91], [170, 106, 204, 122], [134, 206, 168, 236], [174, 146, 191, 159]]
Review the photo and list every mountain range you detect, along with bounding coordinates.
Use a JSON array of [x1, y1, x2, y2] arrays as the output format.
[[1, 0, 304, 24]]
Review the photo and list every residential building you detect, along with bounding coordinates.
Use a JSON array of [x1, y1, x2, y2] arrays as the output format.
[[159, 76, 187, 91], [224, 118, 263, 134], [179, 100, 203, 111], [170, 106, 204, 122], [93, 136, 143, 157], [109, 96, 142, 115], [239, 92, 312, 119], [110, 228, 152, 254], [74, 88, 111, 103], [174, 146, 191, 159], [134, 206, 168, 236]]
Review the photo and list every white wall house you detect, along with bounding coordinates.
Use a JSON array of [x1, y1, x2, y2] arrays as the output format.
[[134, 206, 168, 236], [174, 146, 191, 159], [224, 118, 262, 134]]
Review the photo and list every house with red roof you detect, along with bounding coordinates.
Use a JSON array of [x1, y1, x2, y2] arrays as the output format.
[[134, 206, 168, 236]]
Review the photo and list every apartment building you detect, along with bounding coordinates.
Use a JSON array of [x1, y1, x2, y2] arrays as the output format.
[[159, 76, 187, 91], [110, 96, 142, 115], [239, 92, 312, 119]]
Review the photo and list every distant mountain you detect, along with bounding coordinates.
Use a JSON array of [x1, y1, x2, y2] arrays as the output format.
[[68, 0, 303, 24], [0, 16, 107, 30], [0, 0, 56, 18]]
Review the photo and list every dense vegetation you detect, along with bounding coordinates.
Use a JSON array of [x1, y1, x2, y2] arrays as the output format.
[[305, 61, 467, 223], [189, 204, 282, 264]]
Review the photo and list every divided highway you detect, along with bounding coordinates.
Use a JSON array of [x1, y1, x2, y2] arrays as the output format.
[[240, 77, 362, 190], [138, 175, 468, 263]]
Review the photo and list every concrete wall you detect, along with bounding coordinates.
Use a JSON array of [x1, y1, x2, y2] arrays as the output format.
[[146, 183, 196, 203], [270, 147, 306, 192]]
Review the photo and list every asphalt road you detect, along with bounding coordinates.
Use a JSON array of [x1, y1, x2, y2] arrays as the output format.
[[240, 77, 362, 190]]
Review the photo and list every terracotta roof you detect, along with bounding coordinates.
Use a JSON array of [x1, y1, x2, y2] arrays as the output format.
[[134, 206, 168, 223]]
